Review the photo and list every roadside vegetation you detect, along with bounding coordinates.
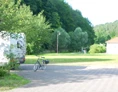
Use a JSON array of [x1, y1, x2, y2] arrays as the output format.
[[0, 54, 30, 91], [0, 73, 30, 91]]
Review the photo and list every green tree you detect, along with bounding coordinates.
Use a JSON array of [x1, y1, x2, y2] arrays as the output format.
[[17, 0, 95, 51], [81, 31, 88, 50], [94, 20, 118, 44], [69, 27, 88, 52], [0, 0, 51, 54], [49, 12, 61, 28], [0, 0, 33, 32], [51, 27, 70, 52], [68, 31, 76, 51]]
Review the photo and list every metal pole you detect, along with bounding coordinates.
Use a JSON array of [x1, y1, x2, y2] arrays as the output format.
[[56, 32, 60, 53], [57, 33, 58, 53]]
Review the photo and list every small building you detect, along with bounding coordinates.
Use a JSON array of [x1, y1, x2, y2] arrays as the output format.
[[106, 37, 118, 54]]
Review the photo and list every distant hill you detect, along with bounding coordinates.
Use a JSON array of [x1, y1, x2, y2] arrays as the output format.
[[94, 20, 118, 44]]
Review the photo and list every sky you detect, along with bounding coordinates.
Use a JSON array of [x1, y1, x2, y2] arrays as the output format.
[[65, 0, 118, 26]]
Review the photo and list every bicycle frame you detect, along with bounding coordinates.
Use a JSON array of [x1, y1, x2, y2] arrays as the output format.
[[33, 56, 47, 72], [37, 59, 42, 67]]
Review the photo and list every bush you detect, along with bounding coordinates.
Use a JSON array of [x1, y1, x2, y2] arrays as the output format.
[[0, 68, 8, 77], [89, 44, 106, 53], [0, 59, 19, 77], [27, 43, 34, 55], [6, 53, 20, 70]]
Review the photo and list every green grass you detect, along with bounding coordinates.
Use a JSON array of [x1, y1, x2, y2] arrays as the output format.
[[0, 73, 30, 91], [25, 53, 118, 66]]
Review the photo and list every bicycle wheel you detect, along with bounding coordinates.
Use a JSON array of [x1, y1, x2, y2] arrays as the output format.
[[40, 64, 46, 70], [33, 62, 39, 72]]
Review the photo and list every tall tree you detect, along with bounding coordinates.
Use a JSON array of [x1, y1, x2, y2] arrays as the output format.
[[69, 27, 88, 51], [0, 0, 51, 54], [16, 0, 95, 52], [21, 0, 95, 46], [51, 27, 70, 52], [94, 20, 118, 44]]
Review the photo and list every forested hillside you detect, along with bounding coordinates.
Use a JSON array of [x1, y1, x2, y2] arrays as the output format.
[[0, 0, 95, 54], [94, 20, 118, 44], [21, 0, 95, 44]]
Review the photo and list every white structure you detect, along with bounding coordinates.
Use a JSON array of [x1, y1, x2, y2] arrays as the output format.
[[106, 37, 118, 54], [0, 31, 26, 66]]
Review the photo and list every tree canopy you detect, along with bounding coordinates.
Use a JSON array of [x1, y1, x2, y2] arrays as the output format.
[[0, 0, 51, 54], [69, 27, 88, 51], [21, 0, 95, 46], [0, 0, 96, 54], [94, 20, 118, 44], [51, 27, 70, 52]]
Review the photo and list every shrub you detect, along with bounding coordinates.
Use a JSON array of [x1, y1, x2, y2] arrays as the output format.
[[0, 58, 19, 77], [6, 53, 20, 71], [0, 68, 8, 77], [89, 44, 106, 53]]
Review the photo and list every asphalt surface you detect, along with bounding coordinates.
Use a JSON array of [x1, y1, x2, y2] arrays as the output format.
[[6, 64, 118, 92]]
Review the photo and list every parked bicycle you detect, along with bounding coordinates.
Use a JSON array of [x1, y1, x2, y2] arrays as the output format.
[[33, 56, 49, 72]]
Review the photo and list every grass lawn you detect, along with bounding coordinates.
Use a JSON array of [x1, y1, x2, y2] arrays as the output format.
[[25, 53, 118, 66], [0, 73, 30, 91]]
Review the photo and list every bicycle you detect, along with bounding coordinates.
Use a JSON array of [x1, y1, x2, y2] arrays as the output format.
[[33, 56, 49, 72]]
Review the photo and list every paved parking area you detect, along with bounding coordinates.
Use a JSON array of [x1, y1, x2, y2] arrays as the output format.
[[8, 64, 118, 92]]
